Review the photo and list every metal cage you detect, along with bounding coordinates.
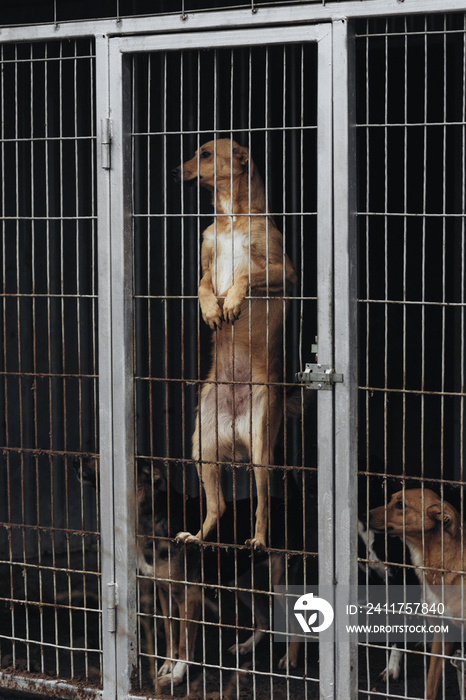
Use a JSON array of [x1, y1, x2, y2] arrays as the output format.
[[0, 3, 464, 700]]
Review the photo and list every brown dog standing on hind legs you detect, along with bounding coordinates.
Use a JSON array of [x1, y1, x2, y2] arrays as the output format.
[[370, 489, 465, 700], [172, 138, 297, 549]]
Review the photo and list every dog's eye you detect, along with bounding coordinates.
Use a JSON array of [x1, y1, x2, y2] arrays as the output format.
[[200, 151, 211, 159], [395, 500, 404, 510]]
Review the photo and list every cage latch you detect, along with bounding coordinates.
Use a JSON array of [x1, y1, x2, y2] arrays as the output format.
[[295, 363, 343, 390]]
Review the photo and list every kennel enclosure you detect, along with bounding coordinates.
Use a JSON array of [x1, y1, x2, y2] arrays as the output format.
[[0, 1, 465, 699]]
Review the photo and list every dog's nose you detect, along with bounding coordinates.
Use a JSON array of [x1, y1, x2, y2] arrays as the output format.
[[172, 166, 181, 182]]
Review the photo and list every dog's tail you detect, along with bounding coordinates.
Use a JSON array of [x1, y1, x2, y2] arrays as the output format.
[[285, 386, 315, 418]]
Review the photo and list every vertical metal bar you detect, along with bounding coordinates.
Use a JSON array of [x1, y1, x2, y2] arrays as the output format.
[[332, 18, 358, 700], [316, 23, 336, 700], [95, 35, 118, 700], [14, 41, 23, 672], [110, 41, 138, 698]]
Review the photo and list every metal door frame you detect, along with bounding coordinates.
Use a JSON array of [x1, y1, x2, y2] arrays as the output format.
[[0, 11, 363, 699], [103, 22, 340, 700]]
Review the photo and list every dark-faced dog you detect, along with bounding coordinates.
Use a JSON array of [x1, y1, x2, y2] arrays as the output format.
[[75, 459, 301, 687], [358, 516, 419, 681]]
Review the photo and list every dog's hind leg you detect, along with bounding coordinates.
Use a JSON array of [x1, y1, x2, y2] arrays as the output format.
[[245, 388, 281, 550], [228, 586, 267, 657], [426, 635, 454, 700], [272, 553, 301, 670], [158, 587, 201, 688], [156, 587, 178, 680], [177, 390, 227, 544]]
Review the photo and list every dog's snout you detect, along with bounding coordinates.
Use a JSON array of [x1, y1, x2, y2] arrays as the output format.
[[172, 166, 181, 182]]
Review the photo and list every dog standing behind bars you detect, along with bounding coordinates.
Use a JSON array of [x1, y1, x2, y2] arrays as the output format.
[[172, 139, 297, 549], [370, 489, 465, 700]]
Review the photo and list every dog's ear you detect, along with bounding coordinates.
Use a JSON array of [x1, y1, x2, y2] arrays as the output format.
[[233, 145, 253, 175], [73, 457, 97, 488], [138, 462, 167, 492], [426, 501, 460, 537], [153, 467, 167, 492]]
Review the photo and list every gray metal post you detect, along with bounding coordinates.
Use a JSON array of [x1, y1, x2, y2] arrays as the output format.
[[96, 34, 120, 700], [107, 39, 138, 698], [332, 18, 359, 700], [316, 25, 337, 700]]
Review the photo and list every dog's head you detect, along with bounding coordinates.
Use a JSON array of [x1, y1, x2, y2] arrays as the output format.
[[172, 138, 252, 188], [369, 488, 460, 539]]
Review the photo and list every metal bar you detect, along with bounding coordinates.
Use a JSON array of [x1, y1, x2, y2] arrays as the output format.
[[315, 23, 336, 700], [107, 38, 138, 699], [1, 1, 466, 43], [332, 18, 358, 700], [0, 673, 103, 699], [95, 34, 118, 700], [115, 24, 333, 54]]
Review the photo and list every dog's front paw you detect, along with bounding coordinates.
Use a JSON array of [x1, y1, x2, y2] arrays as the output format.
[[245, 537, 265, 550], [201, 300, 223, 330], [228, 639, 254, 656], [379, 649, 402, 681], [158, 659, 175, 677], [223, 287, 243, 323], [277, 652, 298, 671], [156, 660, 188, 688], [176, 531, 200, 545]]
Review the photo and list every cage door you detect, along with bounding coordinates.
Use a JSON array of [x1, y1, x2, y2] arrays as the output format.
[[106, 24, 334, 700]]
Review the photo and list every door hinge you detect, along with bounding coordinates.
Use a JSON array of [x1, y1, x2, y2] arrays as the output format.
[[101, 118, 112, 170], [107, 582, 118, 633], [296, 363, 344, 391]]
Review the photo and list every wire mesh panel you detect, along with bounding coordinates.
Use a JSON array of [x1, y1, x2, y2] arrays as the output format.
[[356, 13, 466, 700], [125, 29, 331, 698], [0, 39, 102, 691]]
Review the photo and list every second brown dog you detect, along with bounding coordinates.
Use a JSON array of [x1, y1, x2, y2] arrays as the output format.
[[370, 488, 465, 700]]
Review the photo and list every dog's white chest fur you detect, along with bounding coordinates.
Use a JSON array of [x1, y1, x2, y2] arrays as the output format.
[[204, 229, 253, 296]]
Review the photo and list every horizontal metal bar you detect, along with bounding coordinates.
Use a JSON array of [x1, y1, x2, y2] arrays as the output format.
[[0, 522, 100, 536], [133, 294, 315, 302], [0, 674, 103, 699], [0, 54, 95, 63], [0, 603, 100, 618], [138, 536, 318, 556], [358, 211, 466, 217], [0, 558, 101, 573], [131, 212, 317, 218], [131, 124, 318, 136], [0, 370, 98, 377], [358, 299, 466, 307], [0, 293, 98, 299], [0, 136, 96, 143], [356, 121, 466, 128], [354, 26, 466, 37], [0, 1, 465, 44], [133, 377, 308, 389], [115, 23, 331, 53], [360, 385, 466, 397], [0, 446, 98, 457], [135, 453, 316, 472], [0, 216, 97, 221]]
